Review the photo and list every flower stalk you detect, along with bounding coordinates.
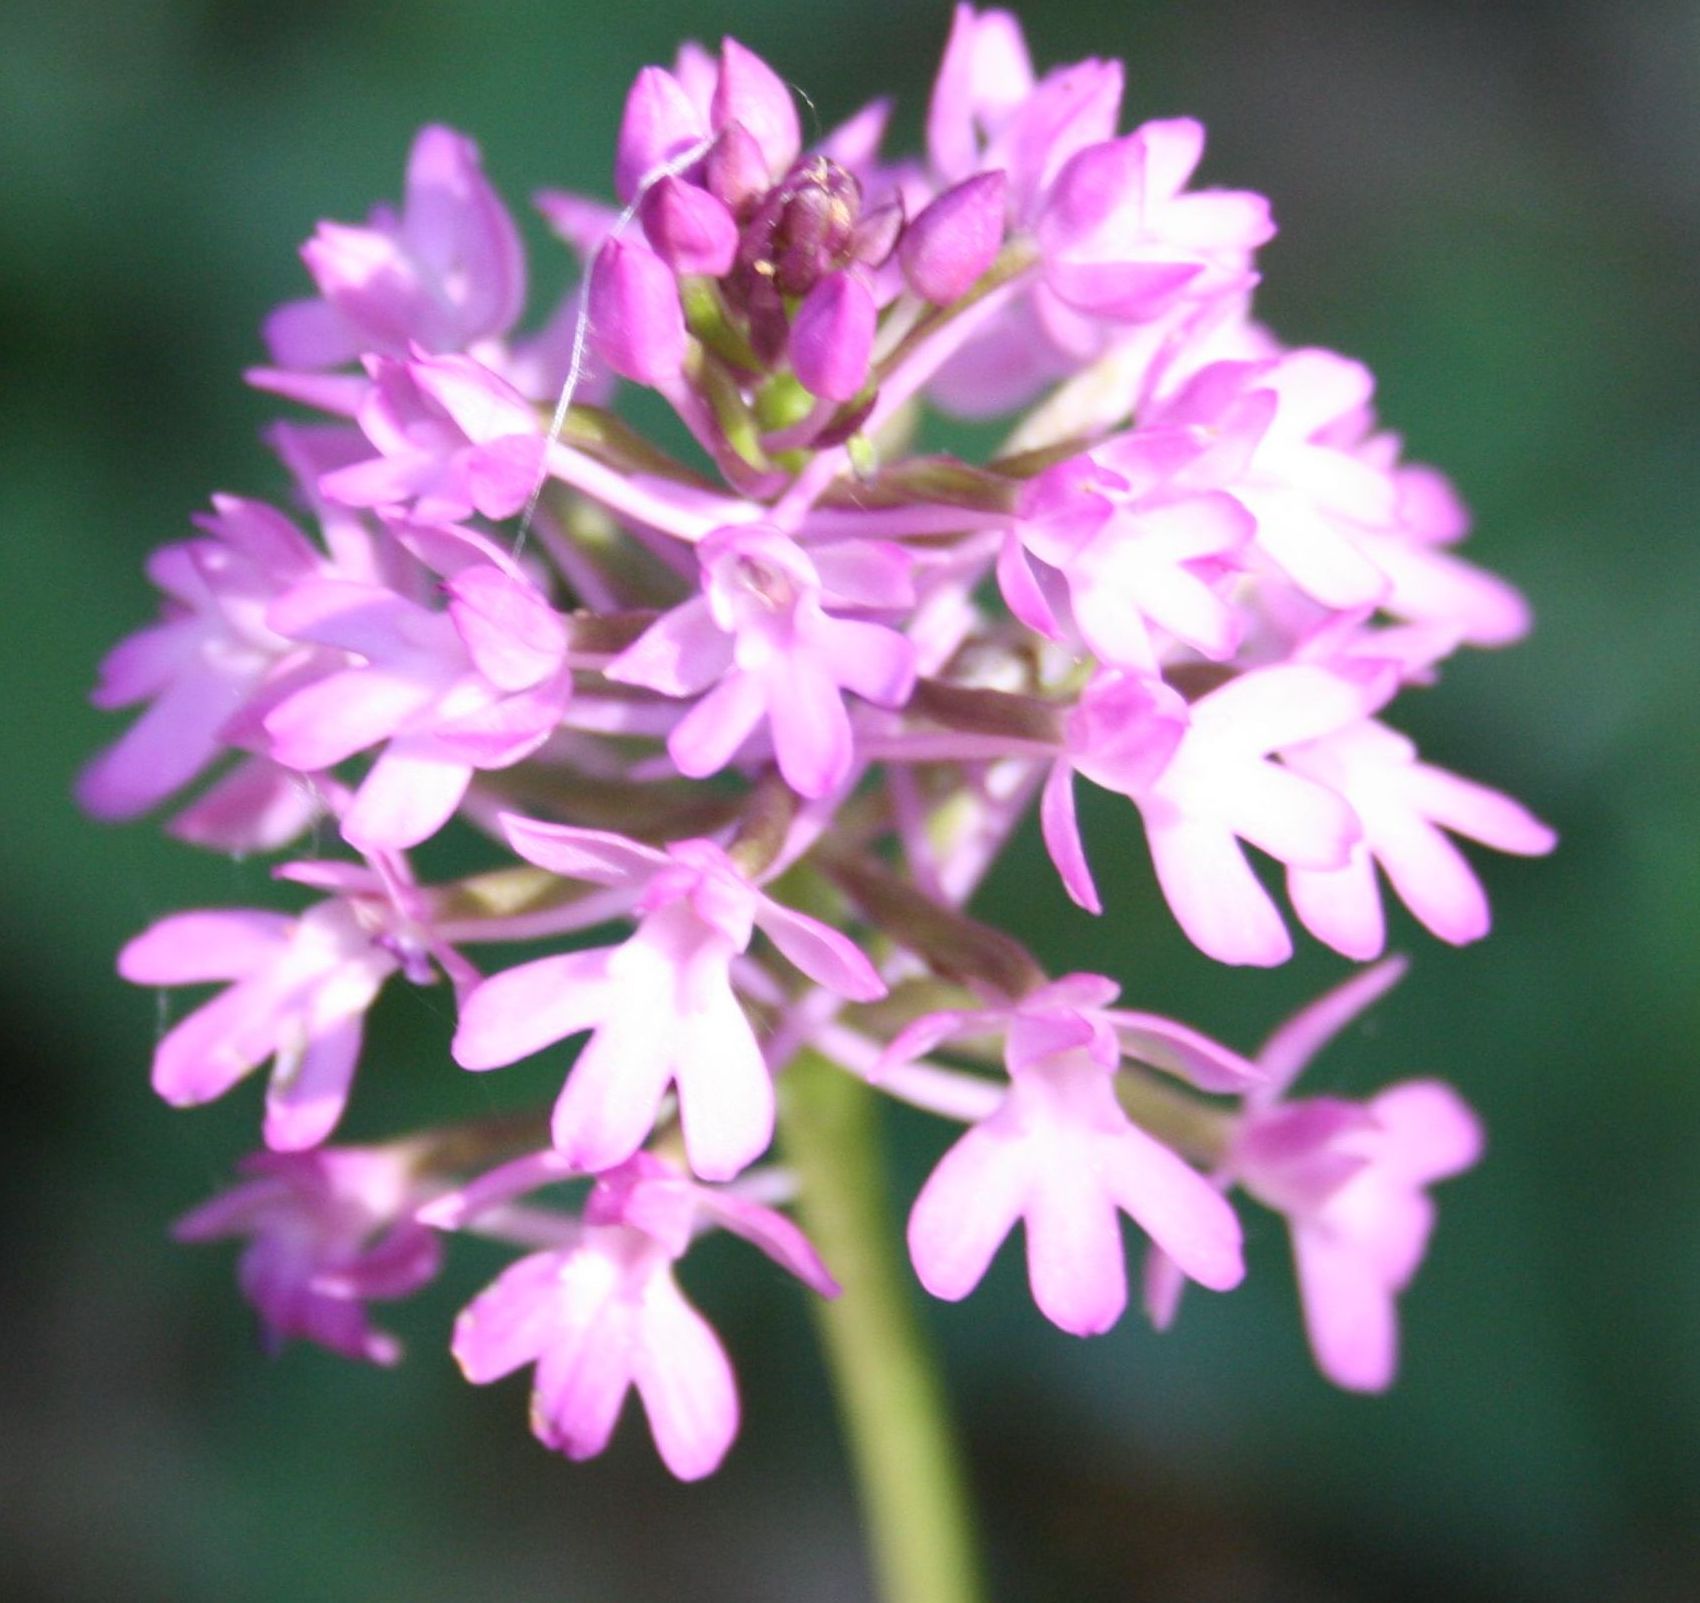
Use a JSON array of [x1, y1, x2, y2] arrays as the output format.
[[780, 1049, 987, 1603]]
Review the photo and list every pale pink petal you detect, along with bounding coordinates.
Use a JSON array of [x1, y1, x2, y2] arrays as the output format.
[[1293, 1228, 1398, 1392], [1145, 815, 1292, 966], [149, 983, 280, 1107], [809, 540, 914, 611], [1370, 537, 1531, 647], [1368, 813, 1491, 946], [451, 949, 612, 1069], [699, 1192, 840, 1297], [321, 1224, 443, 1301], [119, 911, 292, 984], [550, 970, 676, 1171], [1219, 762, 1358, 871], [753, 900, 885, 1001], [633, 1276, 739, 1480], [669, 671, 766, 778], [264, 669, 437, 771], [263, 1012, 362, 1151], [907, 1122, 1031, 1302], [1107, 1012, 1261, 1093], [1195, 663, 1390, 756], [1099, 1124, 1243, 1291], [1399, 765, 1557, 856], [1369, 1081, 1483, 1185], [811, 616, 916, 708], [1023, 1152, 1128, 1334], [1142, 1244, 1188, 1331], [446, 567, 567, 691], [167, 758, 322, 854], [78, 673, 240, 820], [997, 528, 1063, 639], [410, 352, 538, 445], [605, 598, 733, 696], [340, 739, 472, 849], [530, 1271, 635, 1459], [672, 984, 771, 1182], [1041, 759, 1102, 913], [765, 655, 853, 797], [1287, 851, 1388, 962], [499, 816, 669, 885], [172, 1175, 292, 1243], [453, 1250, 566, 1381], [264, 296, 360, 368]]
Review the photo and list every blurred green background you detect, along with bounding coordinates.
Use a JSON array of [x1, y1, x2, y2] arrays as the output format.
[[4, 1, 1697, 1598]]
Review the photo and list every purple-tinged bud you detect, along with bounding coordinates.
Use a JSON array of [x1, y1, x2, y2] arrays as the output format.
[[615, 67, 707, 204], [900, 171, 1007, 304], [790, 272, 875, 402], [730, 158, 864, 313], [853, 198, 905, 270], [641, 177, 739, 277], [588, 238, 687, 386], [704, 121, 771, 218], [711, 38, 800, 180]]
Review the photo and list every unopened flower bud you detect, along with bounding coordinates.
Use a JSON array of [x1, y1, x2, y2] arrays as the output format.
[[588, 238, 687, 386], [704, 121, 771, 218], [614, 66, 705, 204], [642, 176, 739, 277], [711, 38, 801, 179], [900, 170, 1007, 303], [790, 272, 876, 402]]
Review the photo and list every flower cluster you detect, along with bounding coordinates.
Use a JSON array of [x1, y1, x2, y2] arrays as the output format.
[[87, 8, 1550, 1481]]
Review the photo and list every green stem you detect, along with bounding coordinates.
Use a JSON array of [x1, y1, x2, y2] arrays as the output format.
[[779, 1050, 988, 1603]]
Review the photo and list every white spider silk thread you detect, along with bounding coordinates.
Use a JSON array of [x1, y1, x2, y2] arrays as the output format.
[[512, 133, 721, 561]]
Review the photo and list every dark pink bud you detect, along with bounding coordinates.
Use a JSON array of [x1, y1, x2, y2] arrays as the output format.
[[790, 272, 875, 402], [900, 171, 1007, 304], [588, 238, 687, 386], [615, 67, 705, 204], [852, 198, 905, 270], [641, 177, 739, 277], [704, 121, 771, 218], [711, 38, 800, 179]]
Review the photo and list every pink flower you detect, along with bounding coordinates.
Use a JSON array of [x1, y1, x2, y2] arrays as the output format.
[[262, 125, 525, 374], [607, 523, 916, 798], [1282, 718, 1557, 958], [1047, 661, 1394, 961], [119, 877, 428, 1151], [448, 1154, 836, 1480], [77, 496, 334, 825], [175, 1144, 441, 1365], [1003, 431, 1255, 672], [316, 352, 545, 525], [452, 818, 885, 1181], [1033, 119, 1273, 325], [261, 552, 572, 851], [1146, 959, 1483, 1390], [884, 976, 1251, 1335]]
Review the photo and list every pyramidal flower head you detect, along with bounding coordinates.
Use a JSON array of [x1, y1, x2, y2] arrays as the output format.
[[82, 1, 1551, 1493]]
